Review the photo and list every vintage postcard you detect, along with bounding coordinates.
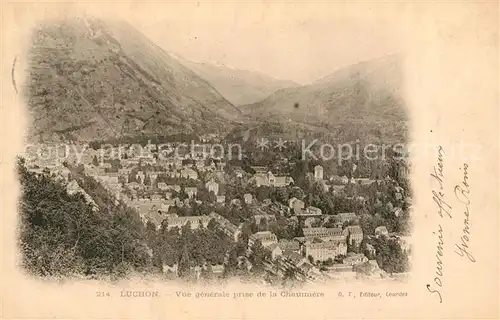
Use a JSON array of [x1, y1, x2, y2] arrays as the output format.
[[1, 1, 498, 319]]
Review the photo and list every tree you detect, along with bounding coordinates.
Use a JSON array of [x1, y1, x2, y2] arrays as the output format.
[[223, 246, 239, 277], [353, 261, 375, 276], [248, 240, 270, 274], [127, 171, 137, 183], [207, 218, 218, 232], [250, 220, 259, 234], [143, 174, 152, 186], [373, 236, 409, 274], [17, 158, 151, 278], [177, 246, 193, 278], [282, 268, 296, 287], [307, 255, 314, 264], [334, 254, 346, 264], [200, 264, 214, 282], [118, 175, 127, 186], [258, 217, 269, 232], [276, 188, 289, 205]]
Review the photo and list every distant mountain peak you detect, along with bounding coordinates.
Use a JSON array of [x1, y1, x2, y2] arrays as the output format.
[[173, 57, 299, 106]]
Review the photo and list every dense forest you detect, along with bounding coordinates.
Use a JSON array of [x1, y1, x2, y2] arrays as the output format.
[[17, 158, 151, 279], [17, 158, 267, 280]]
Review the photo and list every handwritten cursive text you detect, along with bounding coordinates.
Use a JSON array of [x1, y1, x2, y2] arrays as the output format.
[[454, 163, 475, 263]]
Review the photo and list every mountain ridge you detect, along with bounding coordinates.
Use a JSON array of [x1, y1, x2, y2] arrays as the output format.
[[25, 17, 407, 145], [24, 17, 242, 142], [175, 57, 300, 106], [234, 54, 408, 144]]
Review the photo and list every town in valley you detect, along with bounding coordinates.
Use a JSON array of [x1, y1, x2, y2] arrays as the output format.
[[19, 136, 412, 286], [18, 17, 411, 287]]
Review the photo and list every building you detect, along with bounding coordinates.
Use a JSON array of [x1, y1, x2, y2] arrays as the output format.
[[216, 195, 226, 203], [230, 199, 241, 206], [279, 240, 300, 251], [250, 166, 268, 174], [282, 251, 313, 275], [330, 175, 349, 185], [343, 225, 364, 246], [185, 187, 198, 199], [100, 162, 112, 169], [243, 193, 253, 204], [162, 263, 178, 274], [253, 214, 276, 225], [142, 209, 168, 230], [208, 212, 241, 242], [210, 264, 225, 276], [167, 170, 181, 178], [289, 197, 305, 215], [151, 194, 162, 201], [158, 182, 168, 190], [303, 217, 318, 228], [233, 167, 245, 178], [149, 173, 159, 184], [118, 167, 133, 176], [252, 171, 294, 187], [299, 206, 322, 217], [302, 227, 346, 242], [343, 253, 368, 266], [248, 231, 278, 249], [318, 180, 331, 192], [393, 207, 403, 217], [166, 215, 212, 230], [269, 244, 283, 260], [205, 179, 219, 196], [136, 171, 145, 183], [138, 155, 156, 165], [167, 184, 181, 192], [375, 226, 389, 237], [304, 240, 347, 262], [96, 174, 119, 185], [365, 243, 376, 257], [84, 165, 105, 176], [326, 264, 357, 280], [274, 240, 301, 258], [332, 212, 357, 227], [396, 157, 410, 180], [160, 202, 171, 213], [355, 178, 375, 186], [181, 168, 198, 180], [331, 185, 346, 195], [195, 159, 205, 170], [394, 235, 412, 253], [314, 165, 324, 181], [48, 167, 72, 182]]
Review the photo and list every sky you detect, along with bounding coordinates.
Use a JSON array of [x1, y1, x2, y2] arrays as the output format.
[[102, 3, 404, 84]]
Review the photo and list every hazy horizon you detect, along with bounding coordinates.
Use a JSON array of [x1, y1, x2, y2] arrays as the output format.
[[121, 3, 403, 84]]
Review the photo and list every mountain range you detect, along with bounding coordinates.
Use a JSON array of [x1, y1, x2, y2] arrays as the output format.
[[175, 58, 299, 106], [235, 54, 408, 144], [24, 17, 408, 144], [25, 17, 241, 142]]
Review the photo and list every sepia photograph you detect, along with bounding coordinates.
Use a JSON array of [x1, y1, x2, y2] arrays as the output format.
[[17, 13, 411, 286], [1, 2, 498, 319]]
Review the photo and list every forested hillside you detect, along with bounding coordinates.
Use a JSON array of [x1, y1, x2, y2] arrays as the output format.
[[17, 159, 256, 280], [17, 158, 151, 278]]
